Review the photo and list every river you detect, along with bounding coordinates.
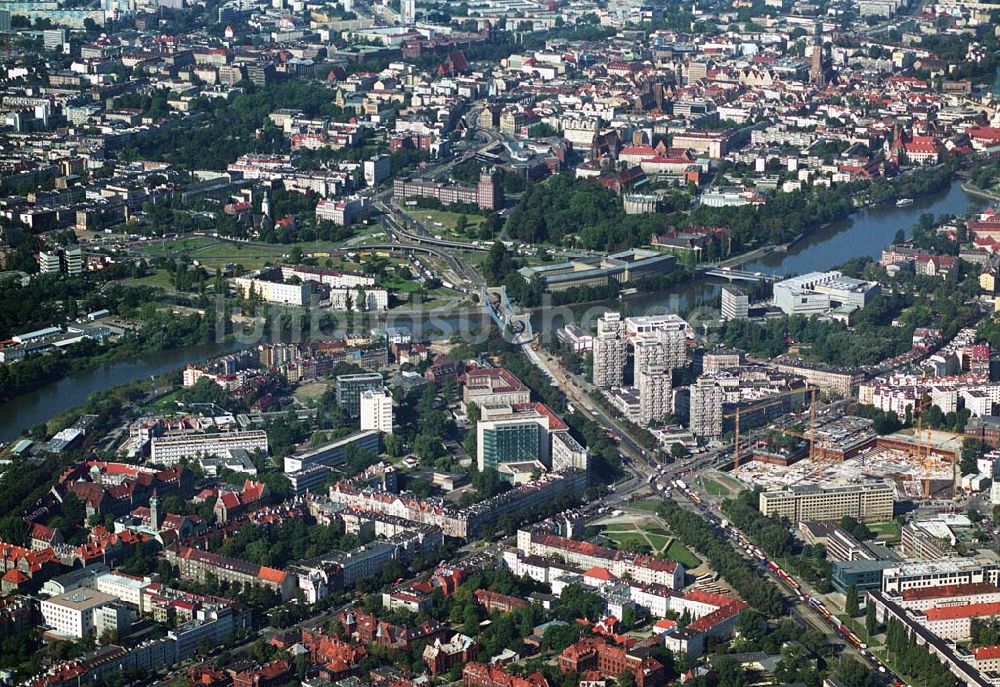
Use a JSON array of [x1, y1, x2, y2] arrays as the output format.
[[0, 313, 479, 443], [0, 343, 244, 442], [627, 177, 986, 314], [536, 177, 988, 331], [743, 176, 987, 275], [2, 179, 988, 442]]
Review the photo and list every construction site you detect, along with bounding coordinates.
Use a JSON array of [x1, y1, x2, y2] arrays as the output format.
[[731, 414, 961, 501]]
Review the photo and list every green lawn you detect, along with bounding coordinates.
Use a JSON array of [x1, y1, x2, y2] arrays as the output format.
[[630, 499, 664, 512], [869, 520, 902, 542], [701, 477, 730, 496], [605, 531, 651, 550], [603, 522, 638, 533], [149, 389, 182, 411], [644, 534, 670, 550], [123, 269, 175, 291], [407, 209, 486, 237], [665, 541, 701, 568], [382, 278, 423, 293]]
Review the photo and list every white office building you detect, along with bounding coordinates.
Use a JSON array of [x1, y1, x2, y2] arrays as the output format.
[[39, 251, 62, 274], [773, 271, 880, 316], [360, 388, 394, 434], [720, 285, 749, 320], [41, 589, 132, 640], [232, 276, 312, 306], [95, 573, 152, 611], [150, 431, 269, 465]]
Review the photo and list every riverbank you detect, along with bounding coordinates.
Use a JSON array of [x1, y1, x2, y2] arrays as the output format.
[[0, 342, 244, 442], [961, 182, 1000, 203]]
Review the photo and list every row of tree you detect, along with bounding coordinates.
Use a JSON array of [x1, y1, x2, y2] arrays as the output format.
[[657, 499, 784, 616]]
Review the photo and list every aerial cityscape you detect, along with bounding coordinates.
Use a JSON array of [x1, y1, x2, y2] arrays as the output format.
[[2, 0, 1000, 686]]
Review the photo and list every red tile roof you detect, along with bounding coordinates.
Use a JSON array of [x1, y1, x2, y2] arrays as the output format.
[[926, 601, 1000, 621], [900, 582, 1000, 601], [974, 645, 1000, 660]]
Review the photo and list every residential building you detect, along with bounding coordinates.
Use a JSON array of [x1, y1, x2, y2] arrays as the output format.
[[632, 327, 686, 378], [551, 431, 590, 474], [689, 376, 724, 438], [593, 313, 626, 389], [364, 155, 391, 186], [231, 276, 312, 306], [164, 546, 296, 601], [773, 357, 863, 397], [636, 364, 672, 425]]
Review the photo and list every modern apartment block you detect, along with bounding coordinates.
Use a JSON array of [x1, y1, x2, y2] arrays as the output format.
[[551, 431, 590, 474], [636, 364, 672, 426], [593, 313, 626, 389], [688, 376, 725, 438], [150, 431, 269, 466], [758, 482, 894, 523], [336, 372, 384, 417], [632, 326, 686, 378], [232, 275, 312, 306]]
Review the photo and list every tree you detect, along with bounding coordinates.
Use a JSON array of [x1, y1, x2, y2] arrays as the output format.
[[616, 672, 636, 687], [462, 604, 483, 636], [961, 438, 985, 476], [846, 584, 859, 617], [384, 434, 404, 457], [839, 516, 873, 542], [865, 601, 876, 636], [836, 657, 877, 687]]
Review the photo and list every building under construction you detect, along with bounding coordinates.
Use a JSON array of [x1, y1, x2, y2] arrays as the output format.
[[734, 417, 963, 500]]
